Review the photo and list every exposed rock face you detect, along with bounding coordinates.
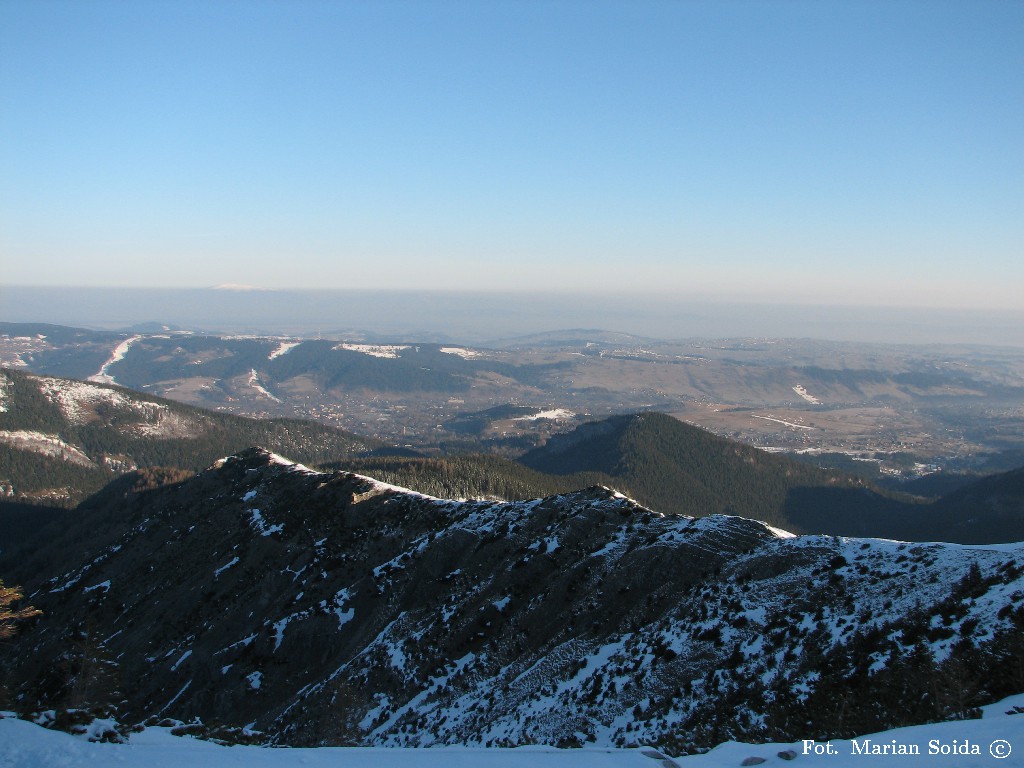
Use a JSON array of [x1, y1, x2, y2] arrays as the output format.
[[5, 449, 1024, 751]]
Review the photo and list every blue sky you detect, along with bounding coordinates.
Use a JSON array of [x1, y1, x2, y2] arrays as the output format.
[[2, 0, 1021, 309]]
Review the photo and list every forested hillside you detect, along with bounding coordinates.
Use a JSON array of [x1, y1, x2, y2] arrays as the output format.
[[333, 454, 618, 501], [517, 412, 1024, 542], [520, 412, 862, 528]]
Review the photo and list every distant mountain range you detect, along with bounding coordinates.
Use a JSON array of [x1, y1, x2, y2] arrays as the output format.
[[2, 448, 1021, 752], [5, 321, 1024, 468]]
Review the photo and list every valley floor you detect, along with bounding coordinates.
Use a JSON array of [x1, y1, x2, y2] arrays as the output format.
[[3, 694, 1023, 768]]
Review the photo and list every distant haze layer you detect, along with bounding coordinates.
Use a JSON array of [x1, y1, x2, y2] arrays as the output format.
[[2, 286, 1022, 347]]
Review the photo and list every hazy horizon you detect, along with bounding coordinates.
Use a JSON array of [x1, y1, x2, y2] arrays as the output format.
[[2, 2, 1022, 312], [3, 285, 1023, 348]]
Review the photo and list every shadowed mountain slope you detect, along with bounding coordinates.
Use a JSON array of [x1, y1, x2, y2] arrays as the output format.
[[519, 412, 1024, 543], [3, 449, 1022, 753], [777, 465, 1024, 544], [932, 465, 1024, 526], [518, 412, 862, 528]]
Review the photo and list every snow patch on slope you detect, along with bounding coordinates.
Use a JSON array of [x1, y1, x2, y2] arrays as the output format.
[[268, 341, 302, 360], [346, 472, 443, 502], [440, 347, 481, 359], [249, 508, 284, 537], [515, 409, 575, 421], [335, 343, 410, 359], [792, 384, 821, 405], [129, 411, 196, 438], [264, 452, 319, 475], [247, 369, 281, 402], [89, 335, 143, 385], [0, 430, 95, 466], [214, 557, 239, 578]]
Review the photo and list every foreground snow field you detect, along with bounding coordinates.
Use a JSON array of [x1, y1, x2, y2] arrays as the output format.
[[2, 695, 1022, 768]]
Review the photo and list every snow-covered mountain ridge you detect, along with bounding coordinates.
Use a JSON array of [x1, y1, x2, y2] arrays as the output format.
[[3, 449, 1022, 753]]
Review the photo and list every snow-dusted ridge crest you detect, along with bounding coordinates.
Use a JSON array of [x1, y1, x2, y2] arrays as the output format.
[[218, 449, 1024, 559], [30, 374, 200, 439], [219, 448, 804, 544], [213, 448, 435, 499], [6, 446, 1024, 754], [214, 447, 673, 515]]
